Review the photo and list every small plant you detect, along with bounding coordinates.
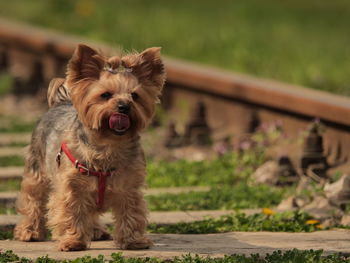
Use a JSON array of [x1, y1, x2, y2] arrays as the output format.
[[0, 179, 21, 192], [146, 184, 285, 211], [0, 115, 37, 133], [0, 73, 12, 96], [0, 156, 24, 167], [0, 206, 16, 215], [148, 210, 326, 234], [147, 151, 265, 188], [0, 249, 349, 263]]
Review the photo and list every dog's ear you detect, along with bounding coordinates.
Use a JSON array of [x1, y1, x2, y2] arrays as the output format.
[[66, 44, 104, 85], [132, 47, 165, 88]]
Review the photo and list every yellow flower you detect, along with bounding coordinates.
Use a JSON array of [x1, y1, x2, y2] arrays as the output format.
[[316, 224, 324, 229], [262, 208, 276, 215], [306, 219, 320, 225]]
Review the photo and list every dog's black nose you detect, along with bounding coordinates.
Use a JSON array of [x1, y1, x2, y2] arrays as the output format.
[[117, 103, 130, 114]]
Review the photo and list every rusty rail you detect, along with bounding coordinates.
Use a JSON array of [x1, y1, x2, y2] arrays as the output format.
[[0, 18, 349, 127], [166, 59, 350, 127]]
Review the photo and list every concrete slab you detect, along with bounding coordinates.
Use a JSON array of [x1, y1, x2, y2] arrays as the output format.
[[146, 186, 209, 195], [1, 210, 250, 230], [0, 146, 26, 157], [0, 133, 30, 146], [0, 230, 349, 259], [0, 191, 17, 206], [0, 166, 22, 180], [0, 187, 210, 208]]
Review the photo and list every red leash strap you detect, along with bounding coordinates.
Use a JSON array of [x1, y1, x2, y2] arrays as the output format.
[[57, 142, 111, 208]]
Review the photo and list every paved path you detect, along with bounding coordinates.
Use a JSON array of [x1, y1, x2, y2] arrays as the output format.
[[0, 146, 26, 157], [0, 133, 30, 146], [1, 210, 257, 231], [0, 187, 210, 207], [0, 166, 22, 180], [0, 230, 349, 260]]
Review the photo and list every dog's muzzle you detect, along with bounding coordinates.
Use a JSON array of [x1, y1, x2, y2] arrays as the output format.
[[109, 113, 130, 135]]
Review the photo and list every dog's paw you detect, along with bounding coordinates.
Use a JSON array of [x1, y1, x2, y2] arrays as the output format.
[[120, 236, 153, 250], [58, 239, 87, 251], [92, 227, 112, 241], [14, 225, 45, 241]]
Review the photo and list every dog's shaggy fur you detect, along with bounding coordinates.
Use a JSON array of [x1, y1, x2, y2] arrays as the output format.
[[14, 44, 166, 251]]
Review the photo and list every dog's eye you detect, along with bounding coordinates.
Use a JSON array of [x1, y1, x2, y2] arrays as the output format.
[[101, 92, 112, 99], [131, 92, 139, 101]]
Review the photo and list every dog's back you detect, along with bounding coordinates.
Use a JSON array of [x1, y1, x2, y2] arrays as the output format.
[[47, 78, 71, 108], [26, 101, 77, 179]]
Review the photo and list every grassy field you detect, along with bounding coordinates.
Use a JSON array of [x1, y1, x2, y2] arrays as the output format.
[[0, 0, 349, 95], [0, 149, 291, 212], [0, 210, 332, 240], [0, 150, 288, 212], [1, 249, 350, 263], [148, 211, 326, 234]]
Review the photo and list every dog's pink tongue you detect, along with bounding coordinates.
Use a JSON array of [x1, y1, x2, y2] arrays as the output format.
[[109, 113, 130, 131]]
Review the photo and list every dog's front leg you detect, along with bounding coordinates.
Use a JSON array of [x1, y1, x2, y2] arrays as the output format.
[[111, 188, 153, 249], [47, 171, 95, 251]]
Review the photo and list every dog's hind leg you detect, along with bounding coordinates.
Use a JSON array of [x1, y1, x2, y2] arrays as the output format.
[[14, 167, 50, 241]]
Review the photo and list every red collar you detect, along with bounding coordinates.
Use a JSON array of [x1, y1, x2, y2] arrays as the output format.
[[57, 142, 111, 208]]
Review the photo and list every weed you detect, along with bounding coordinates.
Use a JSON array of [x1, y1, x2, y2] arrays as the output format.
[[146, 184, 285, 211], [0, 179, 21, 192], [0, 116, 36, 133], [147, 151, 264, 188], [148, 211, 324, 234], [0, 249, 349, 263], [0, 156, 24, 167]]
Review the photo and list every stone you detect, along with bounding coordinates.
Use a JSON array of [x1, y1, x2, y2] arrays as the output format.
[[324, 174, 350, 206], [277, 196, 298, 211], [304, 195, 331, 210], [251, 157, 298, 186], [303, 195, 343, 220], [251, 161, 280, 185], [340, 215, 350, 226]]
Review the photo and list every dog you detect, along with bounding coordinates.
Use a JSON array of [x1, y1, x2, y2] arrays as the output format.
[[14, 44, 166, 251]]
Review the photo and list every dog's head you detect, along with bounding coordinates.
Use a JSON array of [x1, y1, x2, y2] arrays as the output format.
[[66, 44, 165, 139]]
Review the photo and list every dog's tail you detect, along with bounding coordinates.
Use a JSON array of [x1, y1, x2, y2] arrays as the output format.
[[47, 78, 71, 108]]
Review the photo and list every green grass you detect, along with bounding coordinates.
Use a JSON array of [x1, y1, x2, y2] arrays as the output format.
[[0, 152, 284, 213], [0, 179, 21, 192], [1, 250, 349, 263], [0, 210, 331, 240], [0, 156, 24, 167], [0, 211, 330, 241], [0, 142, 28, 147], [148, 211, 324, 234], [146, 184, 286, 211], [0, 231, 13, 240], [0, 115, 36, 133], [0, 0, 349, 95], [145, 151, 289, 211], [0, 73, 12, 96], [0, 207, 16, 215], [147, 151, 264, 188]]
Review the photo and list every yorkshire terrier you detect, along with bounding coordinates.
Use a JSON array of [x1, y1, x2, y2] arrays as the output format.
[[14, 44, 166, 251]]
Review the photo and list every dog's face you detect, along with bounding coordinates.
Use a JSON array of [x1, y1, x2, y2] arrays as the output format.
[[66, 44, 165, 138]]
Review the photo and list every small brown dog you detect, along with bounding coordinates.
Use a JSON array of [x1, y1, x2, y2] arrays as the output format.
[[14, 44, 165, 251]]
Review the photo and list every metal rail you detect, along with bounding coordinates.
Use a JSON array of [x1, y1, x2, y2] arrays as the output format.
[[0, 18, 349, 127]]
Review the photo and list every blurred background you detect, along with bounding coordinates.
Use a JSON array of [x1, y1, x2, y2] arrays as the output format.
[[0, 0, 349, 94], [1, 0, 350, 237]]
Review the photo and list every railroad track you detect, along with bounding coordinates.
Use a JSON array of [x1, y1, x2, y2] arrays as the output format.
[[0, 17, 349, 169]]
